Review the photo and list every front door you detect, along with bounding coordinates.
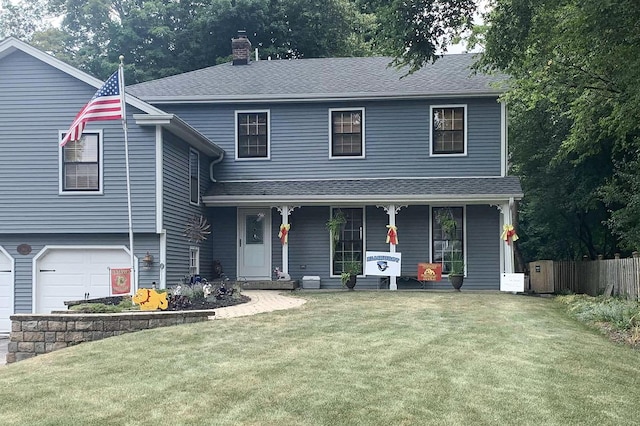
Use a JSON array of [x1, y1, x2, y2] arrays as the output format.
[[237, 208, 272, 280]]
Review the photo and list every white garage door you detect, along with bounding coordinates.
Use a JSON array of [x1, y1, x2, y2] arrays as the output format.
[[36, 248, 131, 314], [0, 248, 13, 333]]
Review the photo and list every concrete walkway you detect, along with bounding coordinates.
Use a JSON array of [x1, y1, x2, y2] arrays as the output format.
[[211, 290, 306, 319]]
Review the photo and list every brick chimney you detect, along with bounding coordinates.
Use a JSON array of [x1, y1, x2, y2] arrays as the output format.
[[232, 30, 252, 65]]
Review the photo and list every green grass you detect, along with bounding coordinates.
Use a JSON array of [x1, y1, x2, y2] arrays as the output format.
[[1, 292, 640, 425]]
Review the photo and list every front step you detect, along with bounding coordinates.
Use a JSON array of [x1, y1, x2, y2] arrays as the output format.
[[236, 280, 298, 290]]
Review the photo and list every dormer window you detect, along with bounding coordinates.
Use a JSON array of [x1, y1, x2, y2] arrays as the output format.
[[330, 108, 365, 158], [431, 105, 467, 155]]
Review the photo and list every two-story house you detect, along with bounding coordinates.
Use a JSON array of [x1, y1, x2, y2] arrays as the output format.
[[0, 34, 522, 332], [127, 33, 522, 290]]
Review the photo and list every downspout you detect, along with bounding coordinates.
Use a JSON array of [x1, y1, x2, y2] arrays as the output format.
[[209, 151, 225, 183]]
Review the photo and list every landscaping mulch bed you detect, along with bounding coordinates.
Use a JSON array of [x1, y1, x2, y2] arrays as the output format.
[[167, 294, 250, 311]]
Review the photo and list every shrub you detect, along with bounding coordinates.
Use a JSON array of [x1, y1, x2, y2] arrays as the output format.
[[556, 295, 640, 332], [69, 303, 123, 313]]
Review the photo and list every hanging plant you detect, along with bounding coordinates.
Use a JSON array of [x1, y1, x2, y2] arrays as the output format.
[[184, 215, 211, 244], [435, 208, 458, 240], [325, 210, 346, 254]]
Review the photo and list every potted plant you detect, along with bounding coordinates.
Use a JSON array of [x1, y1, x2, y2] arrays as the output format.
[[448, 252, 465, 291], [340, 259, 361, 290]]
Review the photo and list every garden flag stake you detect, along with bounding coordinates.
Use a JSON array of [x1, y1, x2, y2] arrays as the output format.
[[60, 57, 136, 291]]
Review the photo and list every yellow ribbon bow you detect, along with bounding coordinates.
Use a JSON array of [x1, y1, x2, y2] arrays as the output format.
[[501, 224, 519, 245], [386, 225, 398, 245], [278, 223, 291, 245]]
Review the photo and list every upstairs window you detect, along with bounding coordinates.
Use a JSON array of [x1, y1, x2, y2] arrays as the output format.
[[236, 111, 269, 159], [60, 132, 102, 193], [189, 149, 200, 205], [330, 108, 364, 158], [431, 105, 466, 155]]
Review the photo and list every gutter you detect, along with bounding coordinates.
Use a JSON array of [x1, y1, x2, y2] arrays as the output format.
[[209, 151, 225, 183]]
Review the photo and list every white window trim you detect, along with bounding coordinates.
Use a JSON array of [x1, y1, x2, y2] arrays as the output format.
[[189, 246, 200, 275], [189, 148, 200, 206], [429, 206, 467, 277], [429, 104, 468, 157], [58, 129, 104, 195], [328, 107, 366, 159], [328, 206, 367, 278], [235, 109, 271, 161]]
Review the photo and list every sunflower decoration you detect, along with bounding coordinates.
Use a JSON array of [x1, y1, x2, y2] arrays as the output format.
[[184, 215, 211, 244]]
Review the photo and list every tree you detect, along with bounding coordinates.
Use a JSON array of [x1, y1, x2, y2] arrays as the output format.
[[479, 0, 640, 256], [361, 0, 478, 72], [0, 0, 54, 41], [30, 0, 375, 82]]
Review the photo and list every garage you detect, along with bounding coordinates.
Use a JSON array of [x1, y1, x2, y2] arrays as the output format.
[[0, 247, 14, 333], [35, 247, 133, 314]]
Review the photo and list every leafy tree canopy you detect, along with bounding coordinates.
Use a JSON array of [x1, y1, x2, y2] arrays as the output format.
[[17, 0, 375, 82], [479, 0, 640, 256]]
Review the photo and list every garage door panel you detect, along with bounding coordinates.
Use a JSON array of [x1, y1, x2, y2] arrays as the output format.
[[36, 248, 131, 314], [0, 250, 13, 332]]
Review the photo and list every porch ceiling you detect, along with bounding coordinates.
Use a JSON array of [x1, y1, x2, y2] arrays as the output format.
[[202, 176, 523, 206]]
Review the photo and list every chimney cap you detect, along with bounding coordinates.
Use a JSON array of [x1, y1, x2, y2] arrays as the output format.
[[236, 29, 248, 38]]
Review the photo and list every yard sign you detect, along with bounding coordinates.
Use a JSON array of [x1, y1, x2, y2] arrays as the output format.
[[365, 251, 402, 276]]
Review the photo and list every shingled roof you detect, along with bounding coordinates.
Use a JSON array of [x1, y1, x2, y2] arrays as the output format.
[[127, 54, 505, 103], [202, 177, 523, 206]]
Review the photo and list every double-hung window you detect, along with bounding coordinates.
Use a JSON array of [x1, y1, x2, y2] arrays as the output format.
[[60, 131, 102, 193], [432, 207, 465, 274], [330, 208, 364, 276], [330, 108, 364, 158], [189, 149, 200, 205], [189, 246, 200, 275], [236, 110, 269, 159], [431, 105, 466, 155]]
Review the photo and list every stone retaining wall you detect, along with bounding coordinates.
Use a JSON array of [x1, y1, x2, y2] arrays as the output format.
[[7, 310, 215, 364]]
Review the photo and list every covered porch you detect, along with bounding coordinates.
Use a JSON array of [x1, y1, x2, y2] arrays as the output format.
[[202, 177, 523, 290]]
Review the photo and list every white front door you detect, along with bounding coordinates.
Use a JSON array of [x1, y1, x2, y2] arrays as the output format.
[[0, 247, 14, 333], [237, 208, 272, 280]]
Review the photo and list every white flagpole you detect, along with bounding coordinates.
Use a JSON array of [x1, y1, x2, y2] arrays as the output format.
[[119, 55, 136, 292]]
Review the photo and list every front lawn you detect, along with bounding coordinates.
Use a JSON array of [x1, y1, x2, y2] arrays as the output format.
[[1, 292, 639, 425]]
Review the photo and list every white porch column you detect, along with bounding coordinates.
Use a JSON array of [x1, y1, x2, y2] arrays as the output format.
[[378, 204, 406, 291], [388, 205, 398, 290], [499, 198, 515, 273], [275, 206, 299, 275]]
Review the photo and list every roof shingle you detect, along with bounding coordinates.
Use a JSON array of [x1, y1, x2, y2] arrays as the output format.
[[128, 55, 506, 102]]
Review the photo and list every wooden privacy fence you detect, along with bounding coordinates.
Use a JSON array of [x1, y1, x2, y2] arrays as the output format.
[[529, 255, 640, 300]]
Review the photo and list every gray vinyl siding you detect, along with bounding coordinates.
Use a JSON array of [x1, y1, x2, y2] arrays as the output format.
[[164, 98, 501, 181], [163, 131, 214, 285], [210, 207, 237, 281], [0, 50, 157, 234], [0, 234, 159, 314], [465, 204, 501, 290]]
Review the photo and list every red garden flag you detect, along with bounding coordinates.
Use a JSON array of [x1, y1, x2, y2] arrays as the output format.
[[60, 70, 123, 146]]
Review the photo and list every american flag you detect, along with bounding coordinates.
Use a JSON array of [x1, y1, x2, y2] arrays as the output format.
[[60, 70, 123, 146]]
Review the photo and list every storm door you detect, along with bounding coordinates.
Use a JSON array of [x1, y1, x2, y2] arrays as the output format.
[[237, 208, 272, 280]]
